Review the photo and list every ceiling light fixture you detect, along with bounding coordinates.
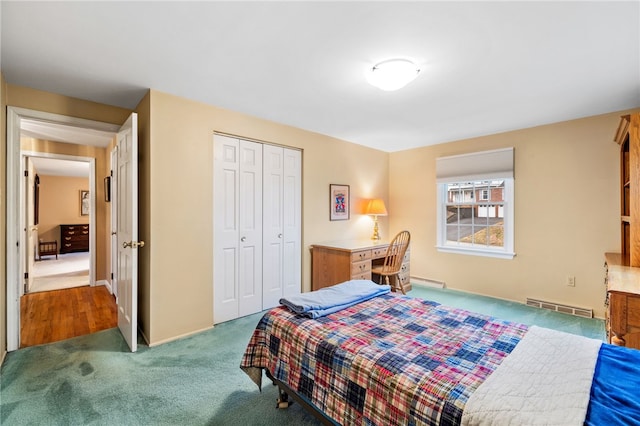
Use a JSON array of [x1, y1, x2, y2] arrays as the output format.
[[366, 58, 420, 91]]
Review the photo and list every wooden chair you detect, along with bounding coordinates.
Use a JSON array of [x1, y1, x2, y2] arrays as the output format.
[[371, 230, 410, 294]]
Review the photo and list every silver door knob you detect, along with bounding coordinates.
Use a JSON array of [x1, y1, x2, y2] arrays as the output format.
[[241, 237, 247, 242]]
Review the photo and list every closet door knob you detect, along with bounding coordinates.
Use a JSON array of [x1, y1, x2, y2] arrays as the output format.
[[241, 237, 247, 242]]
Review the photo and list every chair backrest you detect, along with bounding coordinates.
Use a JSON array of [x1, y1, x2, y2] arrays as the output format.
[[381, 230, 411, 273]]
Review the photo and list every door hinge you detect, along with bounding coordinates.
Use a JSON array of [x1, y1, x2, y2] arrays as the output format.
[[24, 170, 28, 177], [111, 273, 114, 280], [24, 272, 28, 279]]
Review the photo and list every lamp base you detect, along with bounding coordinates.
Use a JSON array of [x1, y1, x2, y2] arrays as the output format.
[[371, 218, 381, 240]]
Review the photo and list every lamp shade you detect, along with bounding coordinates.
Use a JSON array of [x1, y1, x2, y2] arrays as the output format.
[[366, 199, 388, 216]]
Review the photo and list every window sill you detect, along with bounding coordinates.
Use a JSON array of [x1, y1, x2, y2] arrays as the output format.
[[436, 245, 516, 259]]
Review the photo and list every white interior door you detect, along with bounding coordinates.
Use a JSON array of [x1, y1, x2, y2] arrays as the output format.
[[116, 113, 139, 352], [282, 148, 302, 298], [24, 157, 36, 293], [110, 148, 118, 299], [262, 145, 284, 309], [213, 135, 263, 323]]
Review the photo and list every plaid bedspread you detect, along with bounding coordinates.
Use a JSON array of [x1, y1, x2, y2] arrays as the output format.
[[240, 293, 528, 425]]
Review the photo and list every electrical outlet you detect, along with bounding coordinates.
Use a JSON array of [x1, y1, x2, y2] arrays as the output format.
[[567, 276, 576, 287]]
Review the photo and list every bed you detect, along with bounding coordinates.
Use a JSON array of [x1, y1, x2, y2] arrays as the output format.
[[240, 280, 640, 425]]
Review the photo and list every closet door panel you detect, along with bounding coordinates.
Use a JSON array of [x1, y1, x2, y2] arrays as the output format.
[[213, 136, 241, 323], [262, 145, 284, 309], [283, 148, 302, 297], [238, 141, 263, 317]]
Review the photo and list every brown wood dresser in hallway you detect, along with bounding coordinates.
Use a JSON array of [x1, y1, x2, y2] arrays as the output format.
[[20, 285, 117, 348]]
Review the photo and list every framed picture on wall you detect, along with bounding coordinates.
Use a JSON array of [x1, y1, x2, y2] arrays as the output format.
[[329, 184, 350, 221], [80, 190, 90, 216]]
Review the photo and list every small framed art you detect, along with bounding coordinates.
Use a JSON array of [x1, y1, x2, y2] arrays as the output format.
[[329, 184, 350, 221], [80, 190, 90, 216]]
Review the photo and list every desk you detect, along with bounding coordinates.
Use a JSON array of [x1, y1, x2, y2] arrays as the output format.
[[311, 240, 410, 291], [604, 252, 640, 349]]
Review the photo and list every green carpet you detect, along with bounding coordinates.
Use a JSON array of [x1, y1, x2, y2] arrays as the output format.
[[0, 285, 605, 425]]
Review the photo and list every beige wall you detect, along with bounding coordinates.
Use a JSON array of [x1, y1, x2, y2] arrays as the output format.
[[3, 81, 633, 351], [1, 72, 7, 360], [389, 111, 640, 318], [35, 175, 90, 242], [21, 138, 110, 281], [138, 90, 389, 345]]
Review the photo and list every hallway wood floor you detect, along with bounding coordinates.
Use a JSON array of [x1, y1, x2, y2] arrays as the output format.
[[20, 285, 117, 348]]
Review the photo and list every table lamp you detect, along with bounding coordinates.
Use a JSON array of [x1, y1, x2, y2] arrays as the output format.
[[365, 199, 388, 240]]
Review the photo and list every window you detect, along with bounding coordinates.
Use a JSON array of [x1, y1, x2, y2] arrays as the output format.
[[436, 148, 515, 259]]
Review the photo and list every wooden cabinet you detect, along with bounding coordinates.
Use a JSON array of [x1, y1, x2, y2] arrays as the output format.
[[605, 114, 640, 350], [604, 253, 640, 349], [311, 240, 410, 291], [615, 114, 640, 265], [60, 224, 89, 254]]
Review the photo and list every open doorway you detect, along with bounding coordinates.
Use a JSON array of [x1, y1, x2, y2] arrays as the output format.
[[27, 156, 92, 294], [12, 113, 119, 348], [7, 107, 139, 353]]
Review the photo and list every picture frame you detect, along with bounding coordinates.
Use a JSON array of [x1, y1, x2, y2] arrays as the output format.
[[104, 176, 111, 202], [329, 184, 350, 221], [80, 190, 90, 216]]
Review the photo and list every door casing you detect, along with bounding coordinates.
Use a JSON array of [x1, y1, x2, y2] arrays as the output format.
[[6, 106, 120, 351]]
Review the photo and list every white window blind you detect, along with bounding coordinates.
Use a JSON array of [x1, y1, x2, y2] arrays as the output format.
[[436, 147, 514, 183]]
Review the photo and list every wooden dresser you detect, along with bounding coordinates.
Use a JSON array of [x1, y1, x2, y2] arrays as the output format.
[[311, 240, 410, 291], [604, 253, 640, 349], [60, 224, 89, 254]]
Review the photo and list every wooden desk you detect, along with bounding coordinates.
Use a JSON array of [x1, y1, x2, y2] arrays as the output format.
[[311, 240, 410, 291], [604, 252, 640, 349]]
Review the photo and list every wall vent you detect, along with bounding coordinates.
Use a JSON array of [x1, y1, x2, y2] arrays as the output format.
[[526, 298, 593, 318]]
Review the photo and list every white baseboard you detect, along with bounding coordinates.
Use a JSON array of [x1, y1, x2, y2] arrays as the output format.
[[98, 279, 112, 294], [411, 276, 446, 288]]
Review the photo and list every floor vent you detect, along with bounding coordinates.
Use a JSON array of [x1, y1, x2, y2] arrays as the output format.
[[526, 298, 593, 318]]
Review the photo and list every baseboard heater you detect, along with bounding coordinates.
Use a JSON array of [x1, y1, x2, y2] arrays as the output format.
[[411, 276, 445, 288], [525, 298, 593, 319]]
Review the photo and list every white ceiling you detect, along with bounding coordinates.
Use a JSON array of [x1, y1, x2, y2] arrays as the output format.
[[2, 1, 639, 153], [30, 157, 89, 178]]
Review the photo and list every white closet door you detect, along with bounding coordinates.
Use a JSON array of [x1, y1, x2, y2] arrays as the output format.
[[262, 145, 285, 309], [213, 135, 263, 323], [238, 140, 263, 316], [282, 148, 301, 298]]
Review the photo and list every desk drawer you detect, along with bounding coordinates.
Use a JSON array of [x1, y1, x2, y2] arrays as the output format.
[[351, 260, 371, 275], [351, 250, 372, 262], [371, 247, 387, 259], [352, 272, 372, 281]]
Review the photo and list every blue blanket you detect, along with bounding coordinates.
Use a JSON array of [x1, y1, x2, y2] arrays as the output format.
[[279, 280, 391, 318], [586, 343, 640, 425]]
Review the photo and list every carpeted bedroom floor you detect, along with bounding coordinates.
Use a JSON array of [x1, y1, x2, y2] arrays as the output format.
[[0, 285, 605, 425]]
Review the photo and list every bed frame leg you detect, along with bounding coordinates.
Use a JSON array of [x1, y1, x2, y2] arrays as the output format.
[[276, 386, 293, 409]]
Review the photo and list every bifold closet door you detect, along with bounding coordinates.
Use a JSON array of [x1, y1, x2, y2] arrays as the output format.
[[213, 135, 263, 324], [262, 145, 302, 309]]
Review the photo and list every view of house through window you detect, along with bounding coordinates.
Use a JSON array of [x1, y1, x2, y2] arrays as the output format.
[[445, 180, 505, 248]]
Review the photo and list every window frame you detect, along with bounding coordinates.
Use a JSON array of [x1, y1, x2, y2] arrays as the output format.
[[436, 178, 515, 259]]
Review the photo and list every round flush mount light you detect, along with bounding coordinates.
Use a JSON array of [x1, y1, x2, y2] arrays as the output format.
[[366, 58, 421, 91]]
